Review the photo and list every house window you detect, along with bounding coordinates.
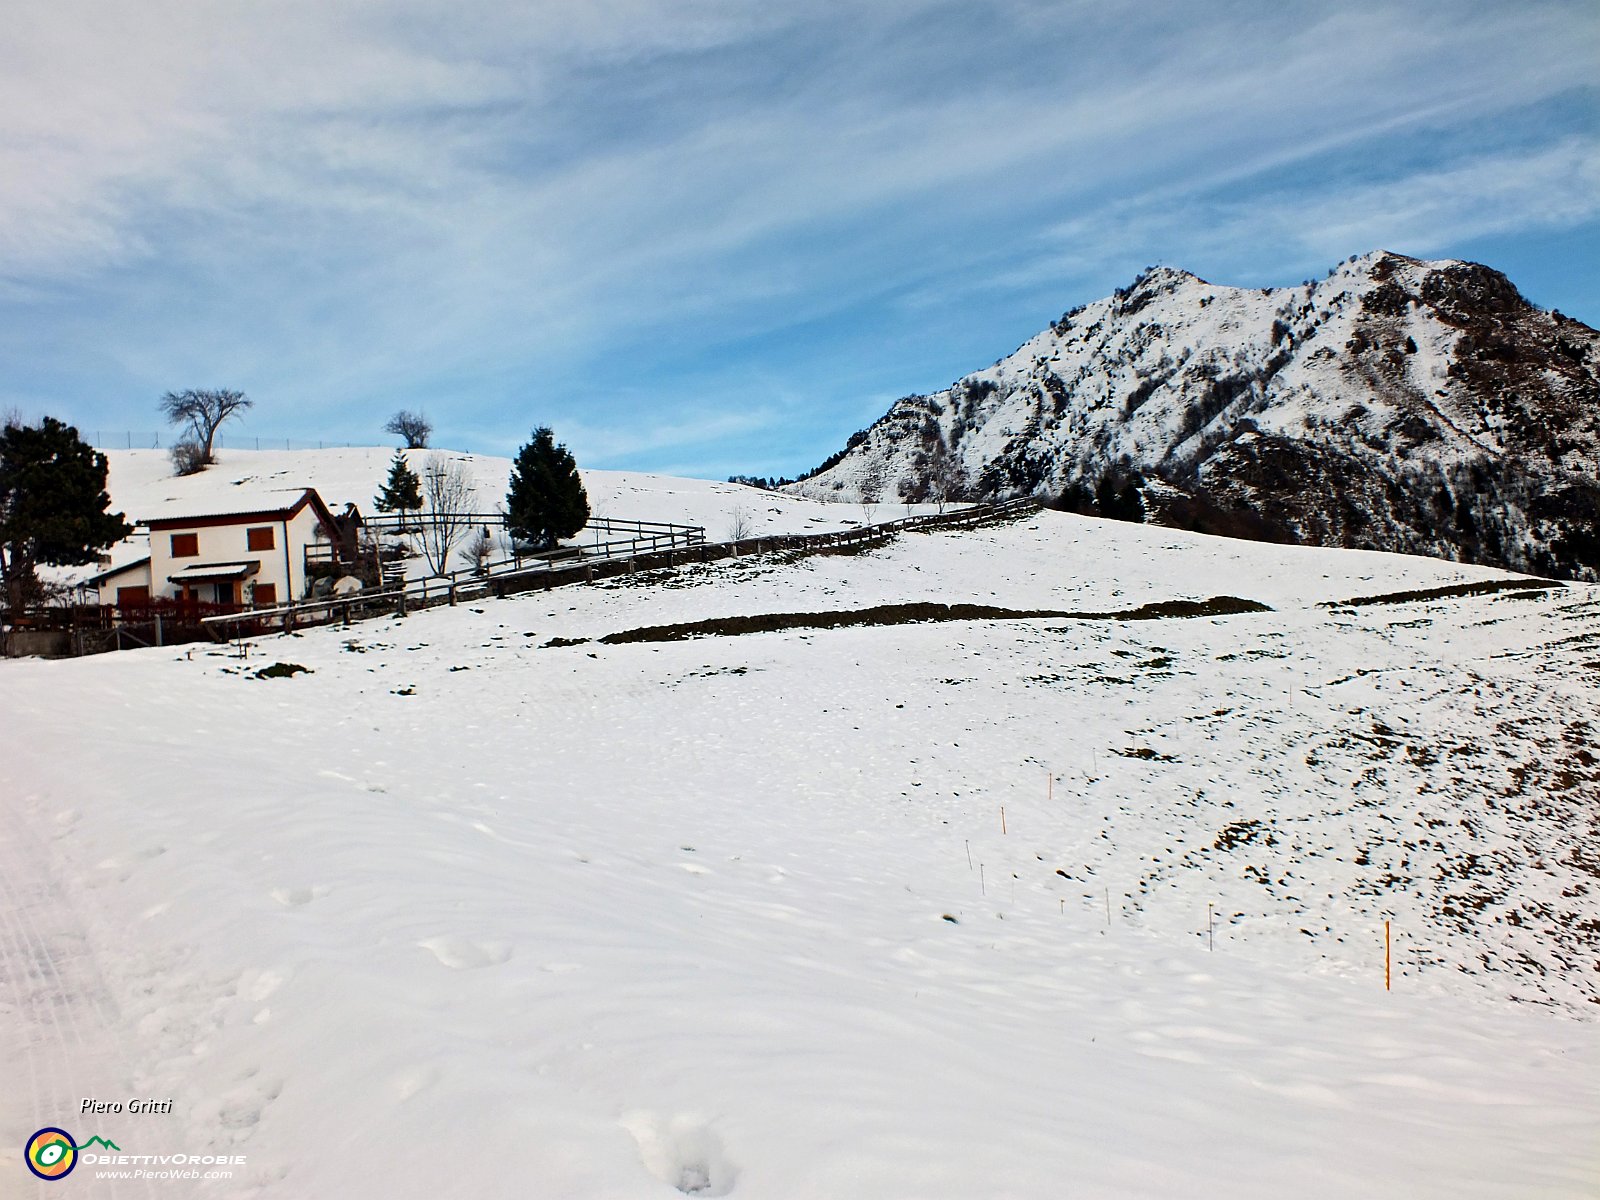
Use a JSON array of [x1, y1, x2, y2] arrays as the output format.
[[253, 582, 277, 607], [170, 533, 199, 557], [247, 526, 275, 551]]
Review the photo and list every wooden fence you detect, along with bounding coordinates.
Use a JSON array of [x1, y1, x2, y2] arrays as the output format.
[[198, 497, 1040, 644], [332, 512, 708, 578]]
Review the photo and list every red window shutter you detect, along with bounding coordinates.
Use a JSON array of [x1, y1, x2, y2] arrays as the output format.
[[247, 526, 275, 551], [253, 582, 278, 607], [170, 533, 199, 557]]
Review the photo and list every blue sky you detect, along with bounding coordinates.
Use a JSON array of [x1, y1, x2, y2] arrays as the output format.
[[1, 1, 1596, 479]]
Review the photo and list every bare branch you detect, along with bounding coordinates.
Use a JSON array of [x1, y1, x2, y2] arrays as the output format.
[[158, 389, 252, 468], [384, 410, 432, 449], [418, 454, 475, 576]]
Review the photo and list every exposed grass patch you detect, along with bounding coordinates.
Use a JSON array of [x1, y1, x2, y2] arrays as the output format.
[[254, 662, 311, 679], [1108, 597, 1270, 619], [1322, 578, 1561, 609], [1115, 747, 1177, 762], [1214, 819, 1270, 851], [593, 596, 1271, 645]]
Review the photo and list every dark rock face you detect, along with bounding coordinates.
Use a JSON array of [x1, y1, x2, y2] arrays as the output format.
[[793, 252, 1600, 581]]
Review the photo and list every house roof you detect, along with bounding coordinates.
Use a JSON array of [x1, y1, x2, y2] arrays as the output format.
[[142, 487, 339, 532], [167, 560, 263, 583], [85, 556, 152, 587]]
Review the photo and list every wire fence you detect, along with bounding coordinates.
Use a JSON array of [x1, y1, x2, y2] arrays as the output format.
[[88, 431, 164, 449], [86, 432, 380, 452]]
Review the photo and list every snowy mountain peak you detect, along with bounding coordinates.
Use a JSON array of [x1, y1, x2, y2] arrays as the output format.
[[792, 251, 1600, 581]]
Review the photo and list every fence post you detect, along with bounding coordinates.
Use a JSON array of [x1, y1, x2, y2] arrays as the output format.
[[154, 613, 163, 647]]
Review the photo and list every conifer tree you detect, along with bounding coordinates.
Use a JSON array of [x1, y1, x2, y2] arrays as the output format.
[[374, 451, 424, 527], [0, 416, 132, 612], [506, 428, 589, 550]]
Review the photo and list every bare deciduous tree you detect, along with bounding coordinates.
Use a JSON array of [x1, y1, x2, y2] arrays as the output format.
[[384, 410, 432, 449], [905, 440, 966, 515], [929, 451, 968, 515], [898, 476, 917, 516], [859, 481, 881, 527], [726, 505, 754, 542], [418, 454, 475, 576], [159, 389, 252, 469], [460, 526, 494, 575], [169, 440, 208, 476]]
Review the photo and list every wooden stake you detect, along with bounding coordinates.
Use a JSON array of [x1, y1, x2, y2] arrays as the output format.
[[1385, 920, 1391, 991], [1208, 903, 1214, 952], [965, 839, 972, 869], [1000, 806, 1006, 835], [980, 864, 986, 896], [1104, 887, 1111, 926], [1047, 771, 1053, 805]]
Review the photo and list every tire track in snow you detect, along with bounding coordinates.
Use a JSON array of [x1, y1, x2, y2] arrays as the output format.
[[0, 796, 155, 1199]]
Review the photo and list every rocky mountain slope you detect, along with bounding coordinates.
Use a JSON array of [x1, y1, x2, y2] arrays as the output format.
[[791, 252, 1600, 581]]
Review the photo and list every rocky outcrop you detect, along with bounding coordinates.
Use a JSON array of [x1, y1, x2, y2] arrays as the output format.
[[791, 252, 1600, 580]]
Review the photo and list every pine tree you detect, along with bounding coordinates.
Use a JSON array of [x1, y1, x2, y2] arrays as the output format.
[[374, 451, 423, 526], [506, 427, 589, 550], [0, 416, 133, 612]]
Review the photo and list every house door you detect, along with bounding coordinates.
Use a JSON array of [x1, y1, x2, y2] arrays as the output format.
[[213, 582, 235, 606]]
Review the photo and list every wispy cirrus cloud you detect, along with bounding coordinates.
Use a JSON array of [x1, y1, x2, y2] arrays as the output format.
[[0, 1, 1595, 473], [1029, 136, 1600, 289]]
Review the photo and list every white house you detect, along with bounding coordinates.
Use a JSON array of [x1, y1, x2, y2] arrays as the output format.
[[89, 487, 347, 611]]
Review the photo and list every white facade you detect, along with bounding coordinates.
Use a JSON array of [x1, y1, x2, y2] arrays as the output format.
[[93, 489, 340, 609]]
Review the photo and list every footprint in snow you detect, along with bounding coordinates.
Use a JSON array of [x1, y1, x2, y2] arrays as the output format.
[[417, 937, 512, 970], [622, 1112, 737, 1196], [270, 885, 327, 908]]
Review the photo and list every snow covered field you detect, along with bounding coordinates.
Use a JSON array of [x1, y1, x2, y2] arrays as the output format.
[[4, 453, 1598, 1197], [100, 447, 878, 545]]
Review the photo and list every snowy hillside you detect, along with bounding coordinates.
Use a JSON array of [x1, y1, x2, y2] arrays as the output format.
[[793, 251, 1600, 582], [51, 446, 884, 593], [100, 446, 872, 543], [3, 502, 1597, 1198]]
